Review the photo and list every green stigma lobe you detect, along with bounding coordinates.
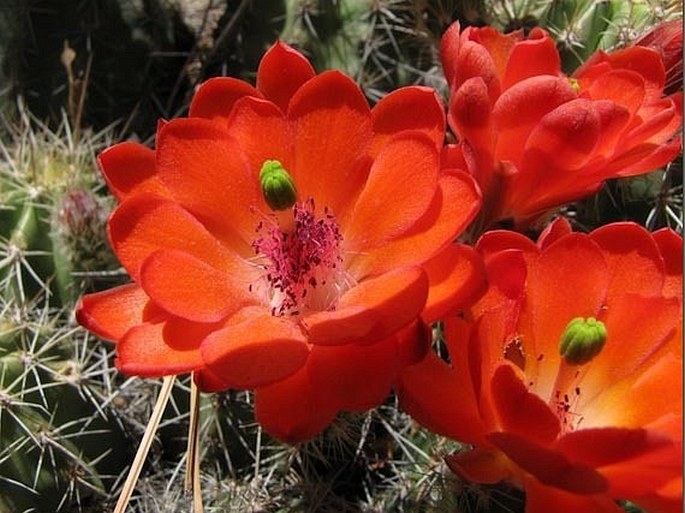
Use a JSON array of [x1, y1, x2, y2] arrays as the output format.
[[260, 160, 297, 211], [559, 317, 607, 366]]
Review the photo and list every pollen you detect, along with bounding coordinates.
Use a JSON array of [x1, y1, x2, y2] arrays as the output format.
[[252, 198, 346, 316]]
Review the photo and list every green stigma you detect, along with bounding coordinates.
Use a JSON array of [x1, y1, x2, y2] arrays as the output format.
[[568, 78, 581, 93], [559, 317, 607, 366], [260, 160, 297, 211]]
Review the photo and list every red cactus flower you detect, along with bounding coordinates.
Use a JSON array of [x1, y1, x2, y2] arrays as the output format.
[[399, 219, 682, 513], [76, 42, 484, 443], [634, 18, 683, 94], [441, 22, 683, 229]]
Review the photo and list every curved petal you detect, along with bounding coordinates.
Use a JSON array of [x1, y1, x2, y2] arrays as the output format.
[[140, 250, 256, 323], [76, 283, 163, 341], [254, 365, 338, 444], [421, 243, 487, 323], [589, 222, 665, 300], [653, 228, 683, 299], [256, 41, 315, 113], [537, 216, 572, 250], [116, 318, 212, 376], [492, 75, 577, 168], [155, 118, 262, 253], [349, 173, 481, 277], [189, 77, 262, 120], [200, 312, 309, 389], [371, 86, 446, 155], [487, 432, 608, 494], [501, 28, 561, 90], [98, 142, 168, 201], [345, 132, 439, 249], [108, 194, 252, 281], [303, 266, 428, 346], [445, 448, 514, 485], [524, 474, 624, 513], [287, 70, 372, 219], [583, 69, 646, 117], [440, 21, 462, 87]]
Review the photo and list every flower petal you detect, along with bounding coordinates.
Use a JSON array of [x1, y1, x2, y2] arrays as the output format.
[[653, 228, 683, 299], [98, 142, 168, 201], [188, 77, 262, 120], [371, 86, 445, 155], [108, 194, 251, 281], [256, 41, 315, 113], [445, 448, 514, 485], [156, 118, 262, 253], [523, 474, 624, 513], [200, 312, 309, 389], [349, 173, 480, 277], [288, 70, 372, 218], [140, 249, 255, 323], [76, 284, 163, 341], [303, 266, 429, 345], [345, 132, 439, 249], [501, 28, 560, 89], [254, 366, 338, 443], [117, 318, 211, 376], [421, 243, 486, 323]]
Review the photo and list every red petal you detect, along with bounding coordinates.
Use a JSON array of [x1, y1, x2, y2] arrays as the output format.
[[98, 142, 168, 201], [537, 216, 572, 250], [487, 432, 608, 494], [189, 77, 262, 120], [371, 86, 445, 156], [492, 76, 577, 168], [491, 364, 561, 443], [200, 312, 309, 389], [501, 29, 561, 90], [155, 118, 261, 253], [254, 366, 338, 443], [303, 266, 428, 345], [256, 41, 315, 113], [140, 250, 255, 323], [445, 448, 513, 484], [523, 474, 624, 513], [440, 21, 462, 87], [653, 228, 683, 299], [345, 132, 439, 249], [590, 222, 664, 300], [421, 243, 486, 323], [76, 284, 162, 341], [583, 69, 646, 116], [108, 194, 250, 282], [117, 318, 210, 376], [288, 70, 372, 218], [349, 173, 481, 277]]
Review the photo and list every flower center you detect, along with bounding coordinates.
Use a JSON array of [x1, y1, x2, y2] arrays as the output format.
[[251, 198, 349, 316]]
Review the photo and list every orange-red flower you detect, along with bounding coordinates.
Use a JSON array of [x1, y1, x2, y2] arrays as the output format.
[[76, 42, 484, 443], [399, 219, 682, 512], [441, 22, 683, 228]]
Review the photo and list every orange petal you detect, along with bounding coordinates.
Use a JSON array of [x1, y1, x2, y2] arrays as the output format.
[[445, 448, 514, 484], [501, 29, 560, 90], [590, 222, 665, 300], [304, 266, 428, 345], [306, 333, 400, 412], [349, 173, 481, 277], [117, 318, 211, 376], [226, 96, 293, 188], [583, 69, 646, 117], [487, 432, 608, 494], [140, 249, 255, 323], [98, 142, 168, 201], [491, 364, 560, 443], [653, 228, 683, 299], [189, 77, 262, 120], [256, 41, 315, 113], [254, 366, 338, 443], [371, 86, 445, 156], [155, 118, 261, 254], [345, 132, 439, 249], [288, 70, 372, 219], [523, 474, 624, 513], [200, 313, 309, 389], [108, 194, 251, 282], [421, 243, 486, 323], [439, 21, 462, 87], [537, 216, 572, 250], [451, 33, 502, 102], [76, 283, 163, 341]]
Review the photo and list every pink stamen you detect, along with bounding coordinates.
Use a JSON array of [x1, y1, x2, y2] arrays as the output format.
[[252, 198, 344, 316]]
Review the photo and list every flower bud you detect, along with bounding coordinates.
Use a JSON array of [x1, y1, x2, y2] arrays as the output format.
[[260, 160, 297, 211], [559, 317, 607, 366]]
